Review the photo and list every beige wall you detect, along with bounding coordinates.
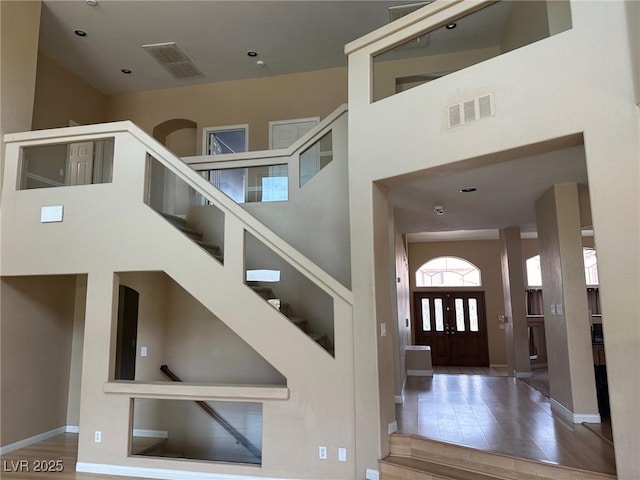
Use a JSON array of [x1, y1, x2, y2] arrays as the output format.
[[348, 2, 639, 474], [535, 184, 598, 418], [106, 67, 348, 154], [0, 1, 41, 189], [1, 275, 77, 445], [500, 0, 550, 53], [32, 52, 108, 130], [66, 275, 87, 427], [409, 239, 507, 365], [392, 222, 411, 400]]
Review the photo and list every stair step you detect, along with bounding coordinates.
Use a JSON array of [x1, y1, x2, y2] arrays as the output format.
[[250, 286, 275, 299], [160, 212, 187, 227], [388, 434, 616, 480], [287, 316, 308, 330], [309, 332, 326, 344], [381, 456, 501, 480], [196, 240, 222, 256], [177, 225, 203, 241]]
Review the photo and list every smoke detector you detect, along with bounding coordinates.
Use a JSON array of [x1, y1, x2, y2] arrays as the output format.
[[433, 205, 445, 216]]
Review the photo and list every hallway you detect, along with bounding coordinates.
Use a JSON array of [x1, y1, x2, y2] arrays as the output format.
[[396, 374, 616, 475]]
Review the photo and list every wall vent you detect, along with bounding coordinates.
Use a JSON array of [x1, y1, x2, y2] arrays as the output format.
[[142, 42, 204, 79], [388, 2, 433, 49], [447, 93, 495, 128]]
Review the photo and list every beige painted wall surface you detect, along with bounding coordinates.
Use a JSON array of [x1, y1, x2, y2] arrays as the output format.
[[0, 1, 41, 188], [31, 52, 108, 130], [500, 0, 550, 53], [348, 3, 639, 473], [66, 275, 87, 427], [392, 223, 411, 399], [106, 67, 347, 153], [409, 239, 507, 365], [1, 275, 77, 445]]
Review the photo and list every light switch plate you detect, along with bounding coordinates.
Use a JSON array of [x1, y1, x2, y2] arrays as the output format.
[[556, 304, 563, 315], [551, 304, 556, 315], [338, 447, 347, 462], [140, 346, 148, 357], [380, 323, 387, 337]]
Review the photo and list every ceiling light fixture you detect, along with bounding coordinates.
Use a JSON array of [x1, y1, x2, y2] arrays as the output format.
[[74, 29, 87, 37], [445, 22, 457, 30], [460, 187, 477, 193], [256, 60, 265, 68], [247, 51, 258, 57], [121, 68, 132, 74], [433, 205, 445, 216], [86, 0, 98, 6]]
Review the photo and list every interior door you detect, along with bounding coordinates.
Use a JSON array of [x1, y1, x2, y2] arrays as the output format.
[[414, 291, 489, 367], [115, 285, 140, 381], [67, 141, 94, 185], [269, 118, 319, 149]]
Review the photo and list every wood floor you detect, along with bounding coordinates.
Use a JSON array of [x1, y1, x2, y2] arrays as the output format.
[[1, 372, 616, 479], [397, 374, 616, 475]]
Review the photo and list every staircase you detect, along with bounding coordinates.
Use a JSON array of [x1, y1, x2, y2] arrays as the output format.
[[161, 213, 223, 262], [381, 434, 616, 480], [160, 211, 329, 352]]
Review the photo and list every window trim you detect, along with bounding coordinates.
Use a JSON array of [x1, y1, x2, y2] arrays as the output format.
[[202, 124, 249, 155]]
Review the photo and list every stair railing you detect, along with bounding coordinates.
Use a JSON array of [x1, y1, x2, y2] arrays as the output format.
[[159, 364, 261, 461]]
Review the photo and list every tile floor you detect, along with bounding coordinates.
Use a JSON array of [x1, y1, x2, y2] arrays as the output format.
[[396, 373, 616, 475]]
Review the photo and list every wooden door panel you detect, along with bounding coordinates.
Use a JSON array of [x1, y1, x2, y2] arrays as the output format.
[[414, 291, 489, 367]]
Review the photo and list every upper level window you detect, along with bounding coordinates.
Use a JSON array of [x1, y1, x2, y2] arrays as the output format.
[[526, 248, 599, 287], [202, 124, 248, 155], [415, 256, 481, 287]]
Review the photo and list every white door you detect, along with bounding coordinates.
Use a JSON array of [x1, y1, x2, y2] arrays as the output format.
[[269, 117, 319, 149], [67, 142, 94, 185]]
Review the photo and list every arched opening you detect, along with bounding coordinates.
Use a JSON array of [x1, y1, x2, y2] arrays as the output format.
[[152, 118, 198, 157]]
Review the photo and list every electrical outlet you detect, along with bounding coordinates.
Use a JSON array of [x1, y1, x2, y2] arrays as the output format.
[[318, 446, 327, 460], [140, 346, 148, 357], [380, 323, 387, 337], [556, 304, 563, 315], [94, 431, 101, 443]]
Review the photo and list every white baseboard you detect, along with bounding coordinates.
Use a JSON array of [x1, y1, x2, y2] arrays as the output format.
[[76, 463, 288, 480], [550, 398, 601, 424], [133, 429, 169, 438], [0, 426, 67, 455], [515, 371, 533, 378], [394, 394, 404, 405], [66, 425, 80, 433], [407, 369, 433, 377], [365, 468, 380, 480]]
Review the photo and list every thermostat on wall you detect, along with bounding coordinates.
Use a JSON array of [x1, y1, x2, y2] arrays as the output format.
[[41, 205, 64, 223]]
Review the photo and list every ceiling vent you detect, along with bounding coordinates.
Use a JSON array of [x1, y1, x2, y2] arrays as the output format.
[[388, 2, 432, 22], [388, 2, 433, 49], [142, 42, 204, 79]]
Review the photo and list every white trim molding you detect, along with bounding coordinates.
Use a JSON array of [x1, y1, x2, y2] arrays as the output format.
[[76, 463, 295, 480], [0, 426, 67, 455], [394, 394, 404, 405], [66, 425, 80, 433], [550, 398, 601, 424], [132, 429, 168, 438], [407, 369, 433, 377], [515, 371, 533, 379]]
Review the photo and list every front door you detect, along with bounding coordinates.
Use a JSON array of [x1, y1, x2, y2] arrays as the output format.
[[414, 291, 489, 367]]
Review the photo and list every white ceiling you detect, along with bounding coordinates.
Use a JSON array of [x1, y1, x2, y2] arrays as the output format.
[[39, 0, 419, 95], [385, 143, 589, 240]]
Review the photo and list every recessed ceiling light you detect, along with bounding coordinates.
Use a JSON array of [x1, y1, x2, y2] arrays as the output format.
[[121, 68, 132, 74], [74, 29, 87, 37], [247, 51, 258, 57], [445, 23, 457, 30], [460, 187, 477, 193]]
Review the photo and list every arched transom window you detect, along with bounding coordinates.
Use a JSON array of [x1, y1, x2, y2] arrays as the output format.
[[415, 256, 482, 287]]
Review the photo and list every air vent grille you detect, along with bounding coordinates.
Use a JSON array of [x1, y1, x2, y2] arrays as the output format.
[[447, 93, 495, 128], [143, 42, 204, 79], [388, 2, 432, 22]]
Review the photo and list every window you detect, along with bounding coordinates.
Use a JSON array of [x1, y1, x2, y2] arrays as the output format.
[[526, 248, 599, 287], [415, 256, 481, 287], [202, 125, 248, 155]]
